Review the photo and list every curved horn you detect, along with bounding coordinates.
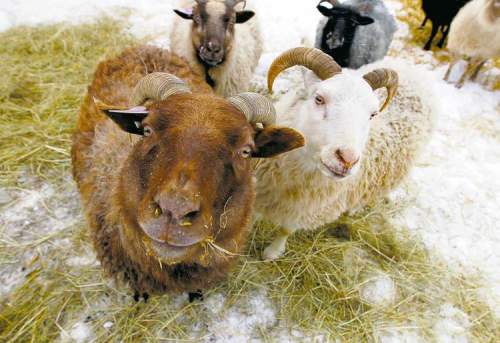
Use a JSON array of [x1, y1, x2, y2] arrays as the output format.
[[267, 47, 342, 93], [131, 72, 191, 106], [228, 93, 276, 126], [363, 69, 399, 112]]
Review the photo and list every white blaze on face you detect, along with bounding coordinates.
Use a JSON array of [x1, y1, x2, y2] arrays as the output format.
[[297, 72, 379, 180]]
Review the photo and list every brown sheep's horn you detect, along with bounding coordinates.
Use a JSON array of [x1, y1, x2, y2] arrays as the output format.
[[267, 47, 342, 93], [130, 72, 191, 106], [363, 69, 399, 112], [228, 93, 276, 126]]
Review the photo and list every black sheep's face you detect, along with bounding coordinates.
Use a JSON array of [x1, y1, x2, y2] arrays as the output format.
[[317, 4, 374, 50]]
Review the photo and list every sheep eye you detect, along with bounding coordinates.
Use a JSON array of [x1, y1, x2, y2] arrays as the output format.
[[370, 111, 378, 120], [143, 126, 153, 137], [223, 16, 230, 23], [240, 146, 252, 158], [315, 95, 325, 105]]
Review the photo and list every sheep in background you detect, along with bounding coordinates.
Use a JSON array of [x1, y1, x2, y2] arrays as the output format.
[[420, 0, 470, 50], [170, 0, 262, 97], [315, 0, 397, 69], [72, 46, 304, 295], [255, 48, 435, 260], [444, 0, 500, 88]]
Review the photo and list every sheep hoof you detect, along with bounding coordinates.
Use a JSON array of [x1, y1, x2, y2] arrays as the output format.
[[133, 291, 150, 302], [188, 290, 204, 303], [262, 245, 285, 261]]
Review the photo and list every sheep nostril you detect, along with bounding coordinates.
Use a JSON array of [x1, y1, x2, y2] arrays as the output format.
[[153, 205, 162, 218], [180, 210, 200, 227], [335, 149, 359, 169]]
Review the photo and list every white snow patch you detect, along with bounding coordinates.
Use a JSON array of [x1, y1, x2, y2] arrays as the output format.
[[200, 291, 277, 342], [60, 321, 94, 343], [376, 325, 424, 343], [360, 273, 397, 307], [433, 304, 471, 343], [390, 65, 500, 309], [103, 321, 114, 329]]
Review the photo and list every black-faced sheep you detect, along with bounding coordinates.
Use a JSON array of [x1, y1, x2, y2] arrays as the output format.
[[170, 0, 262, 96], [444, 0, 500, 88], [71, 46, 304, 294], [315, 0, 397, 69], [254, 48, 435, 260], [420, 0, 470, 50]]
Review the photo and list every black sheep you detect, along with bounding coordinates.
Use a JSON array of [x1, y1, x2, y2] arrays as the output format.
[[420, 0, 471, 50], [315, 0, 397, 69]]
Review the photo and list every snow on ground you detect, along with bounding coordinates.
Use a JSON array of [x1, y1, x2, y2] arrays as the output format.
[[1, 0, 499, 341]]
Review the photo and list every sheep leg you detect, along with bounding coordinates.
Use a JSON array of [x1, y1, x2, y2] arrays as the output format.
[[424, 23, 438, 50], [456, 58, 483, 88], [188, 290, 204, 302], [419, 16, 428, 29], [437, 25, 449, 48], [263, 227, 292, 260], [444, 55, 460, 82], [470, 60, 486, 81]]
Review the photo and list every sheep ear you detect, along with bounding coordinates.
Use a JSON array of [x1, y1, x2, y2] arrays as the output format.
[[252, 127, 305, 158], [173, 8, 194, 20], [317, 3, 333, 16], [94, 99, 149, 135], [236, 11, 255, 23], [354, 15, 374, 26], [103, 107, 150, 136]]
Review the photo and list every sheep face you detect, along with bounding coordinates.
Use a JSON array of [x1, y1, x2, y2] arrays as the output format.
[[103, 94, 303, 271], [297, 72, 379, 180], [317, 2, 374, 51], [174, 1, 255, 67]]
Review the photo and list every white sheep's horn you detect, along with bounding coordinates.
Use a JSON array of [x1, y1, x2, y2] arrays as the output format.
[[130, 72, 191, 106], [363, 68, 399, 112], [268, 47, 342, 93], [228, 93, 277, 126]]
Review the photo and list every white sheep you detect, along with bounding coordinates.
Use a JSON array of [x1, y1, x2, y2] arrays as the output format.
[[254, 48, 436, 260], [444, 0, 500, 88], [170, 0, 263, 97]]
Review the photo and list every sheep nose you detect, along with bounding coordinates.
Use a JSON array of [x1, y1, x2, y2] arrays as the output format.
[[154, 195, 201, 225], [206, 41, 221, 53], [335, 149, 359, 169]]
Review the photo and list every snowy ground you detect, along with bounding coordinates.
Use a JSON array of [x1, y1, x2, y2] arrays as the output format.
[[1, 0, 499, 341]]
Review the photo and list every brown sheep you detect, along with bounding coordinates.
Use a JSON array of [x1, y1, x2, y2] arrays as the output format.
[[71, 45, 304, 297]]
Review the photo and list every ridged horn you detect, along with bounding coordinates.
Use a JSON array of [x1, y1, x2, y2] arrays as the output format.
[[267, 47, 342, 93], [130, 72, 191, 106], [228, 93, 276, 126], [362, 68, 399, 112]]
